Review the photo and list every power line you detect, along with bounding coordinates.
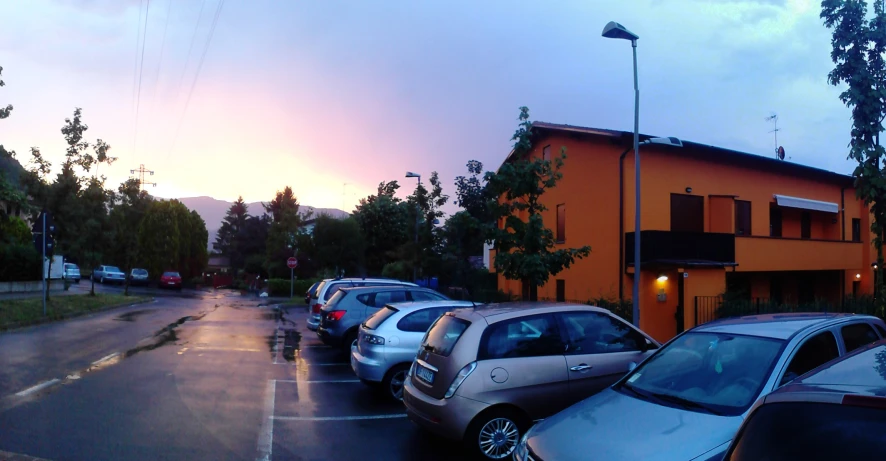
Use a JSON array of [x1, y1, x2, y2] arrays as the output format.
[[151, 0, 173, 105], [133, 0, 152, 160], [130, 0, 146, 151]]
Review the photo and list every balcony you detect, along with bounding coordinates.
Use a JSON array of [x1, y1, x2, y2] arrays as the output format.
[[625, 231, 736, 269], [734, 236, 862, 272]]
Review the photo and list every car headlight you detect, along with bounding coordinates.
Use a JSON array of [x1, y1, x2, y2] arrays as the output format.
[[514, 433, 529, 461]]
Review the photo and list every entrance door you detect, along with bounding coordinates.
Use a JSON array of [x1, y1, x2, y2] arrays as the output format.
[[671, 194, 704, 232]]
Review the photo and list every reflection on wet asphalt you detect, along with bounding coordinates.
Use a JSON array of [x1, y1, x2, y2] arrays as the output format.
[[0, 291, 467, 460]]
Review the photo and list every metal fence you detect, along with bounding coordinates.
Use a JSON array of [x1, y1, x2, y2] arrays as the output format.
[[695, 295, 883, 326]]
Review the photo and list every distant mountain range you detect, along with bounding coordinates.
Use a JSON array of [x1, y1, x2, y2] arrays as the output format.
[[177, 196, 348, 251]]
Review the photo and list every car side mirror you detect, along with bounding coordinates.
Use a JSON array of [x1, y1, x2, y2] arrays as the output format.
[[639, 338, 651, 353]]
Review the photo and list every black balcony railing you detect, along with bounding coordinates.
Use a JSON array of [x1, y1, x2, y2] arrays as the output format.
[[625, 231, 735, 268]]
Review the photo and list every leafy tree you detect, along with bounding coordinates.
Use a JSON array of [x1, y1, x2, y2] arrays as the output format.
[[109, 178, 153, 295], [265, 187, 303, 278], [214, 196, 249, 273], [822, 0, 886, 294], [138, 200, 181, 279], [405, 172, 448, 280], [312, 215, 365, 276], [486, 107, 591, 301], [353, 181, 410, 275], [188, 210, 209, 279], [0, 65, 11, 119]]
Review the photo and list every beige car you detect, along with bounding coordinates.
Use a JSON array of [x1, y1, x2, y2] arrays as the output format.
[[402, 302, 659, 459]]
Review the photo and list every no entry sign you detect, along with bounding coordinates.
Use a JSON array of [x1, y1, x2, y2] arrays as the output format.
[[287, 257, 298, 269]]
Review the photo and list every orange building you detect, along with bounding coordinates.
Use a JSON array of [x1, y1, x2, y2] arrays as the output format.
[[492, 122, 874, 343]]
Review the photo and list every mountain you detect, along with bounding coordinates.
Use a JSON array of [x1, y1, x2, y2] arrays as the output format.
[[176, 196, 349, 251]]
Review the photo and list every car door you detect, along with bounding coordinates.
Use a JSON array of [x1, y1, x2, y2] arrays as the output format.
[[777, 329, 840, 387], [556, 310, 653, 401], [473, 313, 571, 419]]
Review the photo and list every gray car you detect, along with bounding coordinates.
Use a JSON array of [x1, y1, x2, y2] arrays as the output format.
[[129, 268, 149, 285], [515, 313, 886, 461], [92, 265, 125, 284], [317, 285, 448, 353], [403, 303, 659, 459], [63, 263, 81, 283], [307, 278, 418, 332], [351, 300, 475, 400]]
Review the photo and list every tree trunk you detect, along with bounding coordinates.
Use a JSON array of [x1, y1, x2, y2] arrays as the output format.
[[90, 265, 96, 296]]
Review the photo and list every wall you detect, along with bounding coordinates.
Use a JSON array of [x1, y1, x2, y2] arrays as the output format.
[[682, 268, 727, 331], [638, 269, 678, 342], [0, 279, 65, 293]]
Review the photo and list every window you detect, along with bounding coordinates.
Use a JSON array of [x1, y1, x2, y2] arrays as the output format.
[[801, 211, 811, 239], [356, 293, 373, 306], [409, 290, 445, 302], [363, 306, 398, 330], [422, 315, 471, 357], [558, 311, 643, 354], [372, 290, 407, 308], [852, 218, 861, 242], [556, 204, 566, 243], [397, 307, 450, 332], [479, 314, 563, 359], [780, 331, 839, 385], [876, 323, 886, 338], [556, 280, 565, 302], [543, 145, 551, 161], [841, 323, 879, 353], [735, 200, 751, 235], [770, 206, 782, 237], [670, 194, 704, 232]]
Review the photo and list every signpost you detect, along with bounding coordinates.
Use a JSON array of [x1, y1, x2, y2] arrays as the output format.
[[287, 257, 298, 298], [32, 211, 54, 317]]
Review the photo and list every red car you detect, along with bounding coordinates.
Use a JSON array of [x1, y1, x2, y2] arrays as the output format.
[[160, 271, 182, 290]]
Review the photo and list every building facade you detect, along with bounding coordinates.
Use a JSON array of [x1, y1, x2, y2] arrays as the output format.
[[491, 122, 873, 342]]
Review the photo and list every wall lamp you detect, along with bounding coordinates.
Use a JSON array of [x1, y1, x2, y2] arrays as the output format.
[[656, 274, 669, 282]]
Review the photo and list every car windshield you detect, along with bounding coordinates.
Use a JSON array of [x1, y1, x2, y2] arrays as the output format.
[[65, 264, 77, 270], [620, 332, 784, 415], [163, 272, 180, 277], [421, 314, 471, 357], [307, 282, 320, 297], [106, 266, 121, 273], [133, 269, 147, 275], [312, 281, 327, 301], [364, 306, 399, 330], [326, 290, 348, 309]]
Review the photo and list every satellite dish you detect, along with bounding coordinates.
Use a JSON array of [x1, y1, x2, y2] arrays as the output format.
[[777, 146, 785, 160]]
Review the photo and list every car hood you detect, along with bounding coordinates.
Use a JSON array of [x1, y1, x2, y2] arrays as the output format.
[[525, 388, 742, 461]]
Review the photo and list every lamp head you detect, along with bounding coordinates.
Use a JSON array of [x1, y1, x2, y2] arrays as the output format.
[[602, 21, 639, 41], [643, 137, 683, 147], [405, 172, 420, 178]]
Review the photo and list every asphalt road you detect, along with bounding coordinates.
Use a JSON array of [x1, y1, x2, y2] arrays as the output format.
[[0, 290, 466, 460]]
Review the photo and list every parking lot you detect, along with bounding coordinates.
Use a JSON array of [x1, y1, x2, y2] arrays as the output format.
[[261, 304, 465, 461]]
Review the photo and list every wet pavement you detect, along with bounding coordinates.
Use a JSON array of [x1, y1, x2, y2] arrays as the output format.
[[0, 291, 467, 460]]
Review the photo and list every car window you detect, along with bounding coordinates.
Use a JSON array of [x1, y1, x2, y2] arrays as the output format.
[[312, 281, 327, 300], [326, 290, 348, 309], [373, 290, 407, 308], [557, 311, 643, 354], [780, 331, 839, 385], [364, 306, 399, 330], [410, 290, 446, 302], [479, 314, 563, 360], [107, 266, 121, 272], [162, 272, 180, 277], [841, 323, 880, 354], [876, 323, 886, 338], [422, 314, 470, 357], [725, 402, 886, 461], [323, 282, 348, 301], [397, 307, 449, 333]]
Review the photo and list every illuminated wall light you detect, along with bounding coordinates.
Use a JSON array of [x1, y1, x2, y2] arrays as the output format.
[[656, 274, 668, 282], [856, 273, 862, 279]]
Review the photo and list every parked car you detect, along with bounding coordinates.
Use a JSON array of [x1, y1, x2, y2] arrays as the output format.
[[722, 338, 886, 461], [514, 313, 886, 461], [129, 268, 149, 286], [352, 300, 474, 400], [304, 281, 321, 305], [307, 278, 418, 332], [92, 265, 125, 284], [318, 285, 448, 353], [159, 271, 182, 289], [403, 302, 659, 459], [63, 263, 81, 283]]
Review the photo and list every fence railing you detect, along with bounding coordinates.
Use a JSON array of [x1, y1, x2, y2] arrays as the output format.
[[695, 295, 883, 326]]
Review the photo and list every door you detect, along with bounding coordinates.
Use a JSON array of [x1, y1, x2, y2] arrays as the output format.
[[474, 313, 570, 418], [556, 311, 652, 402], [670, 193, 704, 233]]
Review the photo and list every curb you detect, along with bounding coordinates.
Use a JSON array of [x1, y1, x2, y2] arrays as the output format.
[[0, 297, 156, 333], [0, 449, 52, 461]]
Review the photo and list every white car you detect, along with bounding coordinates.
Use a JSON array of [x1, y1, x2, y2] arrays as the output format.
[[307, 278, 418, 332], [92, 265, 126, 284]]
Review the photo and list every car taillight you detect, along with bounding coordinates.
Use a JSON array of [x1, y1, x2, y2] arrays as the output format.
[[312, 303, 322, 314], [444, 361, 477, 399], [326, 310, 346, 322]]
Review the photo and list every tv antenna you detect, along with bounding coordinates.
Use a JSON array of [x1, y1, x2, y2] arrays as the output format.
[[765, 114, 783, 160]]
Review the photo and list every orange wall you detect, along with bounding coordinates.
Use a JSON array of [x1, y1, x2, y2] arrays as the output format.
[[735, 238, 862, 272], [682, 268, 727, 331], [709, 197, 733, 233]]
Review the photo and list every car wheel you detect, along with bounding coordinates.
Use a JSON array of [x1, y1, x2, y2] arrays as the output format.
[[464, 408, 527, 460], [381, 364, 410, 401], [342, 330, 358, 355]]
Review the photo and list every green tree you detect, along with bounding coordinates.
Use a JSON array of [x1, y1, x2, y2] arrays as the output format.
[[108, 178, 153, 295], [405, 172, 448, 281], [264, 187, 303, 278], [353, 181, 410, 275], [0, 65, 11, 119], [486, 107, 591, 301], [312, 215, 365, 276], [138, 200, 181, 279], [188, 210, 209, 279], [213, 196, 249, 273], [822, 0, 886, 295]]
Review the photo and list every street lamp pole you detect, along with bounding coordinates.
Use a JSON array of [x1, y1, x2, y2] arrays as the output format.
[[406, 172, 421, 283]]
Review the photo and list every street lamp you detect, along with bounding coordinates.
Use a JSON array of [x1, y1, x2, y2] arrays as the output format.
[[405, 171, 421, 282], [603, 20, 642, 327]]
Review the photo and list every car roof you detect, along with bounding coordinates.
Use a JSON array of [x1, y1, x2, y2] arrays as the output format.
[[340, 285, 427, 294], [770, 338, 886, 397], [384, 300, 476, 312], [692, 313, 869, 340], [451, 302, 614, 323], [324, 278, 418, 287]]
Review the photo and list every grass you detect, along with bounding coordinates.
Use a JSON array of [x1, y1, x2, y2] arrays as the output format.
[[0, 293, 150, 329]]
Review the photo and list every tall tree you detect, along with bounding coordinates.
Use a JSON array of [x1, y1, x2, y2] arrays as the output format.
[[265, 187, 303, 278], [353, 181, 410, 275], [405, 171, 448, 280], [312, 215, 365, 276], [138, 200, 181, 279], [486, 107, 591, 300], [213, 196, 249, 273], [109, 178, 153, 295], [0, 65, 11, 119], [822, 0, 886, 295]]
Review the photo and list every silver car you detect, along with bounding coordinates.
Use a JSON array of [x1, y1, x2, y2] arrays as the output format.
[[92, 265, 126, 284], [351, 300, 475, 400], [307, 278, 417, 331], [515, 313, 886, 461], [63, 263, 80, 283]]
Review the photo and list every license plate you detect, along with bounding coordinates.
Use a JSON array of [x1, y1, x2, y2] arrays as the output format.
[[168, 282, 175, 285], [415, 365, 435, 384]]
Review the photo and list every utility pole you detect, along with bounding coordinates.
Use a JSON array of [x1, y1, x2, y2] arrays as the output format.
[[130, 164, 156, 190]]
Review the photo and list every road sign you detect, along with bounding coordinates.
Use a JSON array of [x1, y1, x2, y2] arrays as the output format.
[[287, 257, 298, 269]]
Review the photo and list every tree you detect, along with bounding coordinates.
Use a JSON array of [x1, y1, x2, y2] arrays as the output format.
[[0, 65, 11, 119], [405, 172, 448, 280], [188, 210, 209, 279], [822, 0, 886, 295], [108, 178, 153, 295], [486, 107, 591, 300], [138, 200, 181, 279], [353, 181, 410, 275], [312, 215, 365, 276], [265, 187, 303, 278], [214, 196, 249, 273]]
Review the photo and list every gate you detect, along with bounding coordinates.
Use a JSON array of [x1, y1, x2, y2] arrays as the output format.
[[694, 295, 723, 326]]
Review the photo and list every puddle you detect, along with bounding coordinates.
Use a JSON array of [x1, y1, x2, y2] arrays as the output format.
[[113, 309, 152, 322], [281, 329, 301, 362]]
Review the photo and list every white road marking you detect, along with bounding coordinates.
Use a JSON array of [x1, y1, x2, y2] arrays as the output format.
[[91, 352, 120, 366], [273, 327, 280, 364], [256, 379, 276, 461], [194, 346, 261, 352], [271, 414, 407, 422], [306, 363, 349, 366], [276, 379, 360, 384], [15, 379, 61, 397]]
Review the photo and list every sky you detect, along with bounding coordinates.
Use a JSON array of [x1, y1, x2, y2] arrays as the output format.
[[0, 0, 854, 214]]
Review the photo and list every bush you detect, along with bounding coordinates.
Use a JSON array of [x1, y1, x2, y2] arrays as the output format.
[[0, 244, 41, 281], [381, 261, 410, 281], [293, 278, 320, 297], [267, 278, 292, 296], [588, 297, 633, 324]]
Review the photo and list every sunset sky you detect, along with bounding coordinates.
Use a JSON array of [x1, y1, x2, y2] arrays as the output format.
[[0, 0, 852, 214]]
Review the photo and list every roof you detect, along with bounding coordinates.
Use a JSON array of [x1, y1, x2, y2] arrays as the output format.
[[384, 300, 477, 312], [339, 284, 430, 294], [695, 313, 859, 340], [527, 121, 854, 185]]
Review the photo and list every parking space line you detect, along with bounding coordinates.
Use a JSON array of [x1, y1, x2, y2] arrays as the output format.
[[271, 414, 407, 422], [256, 380, 276, 461], [276, 379, 360, 384], [194, 346, 262, 352], [91, 352, 120, 366], [15, 379, 61, 397]]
